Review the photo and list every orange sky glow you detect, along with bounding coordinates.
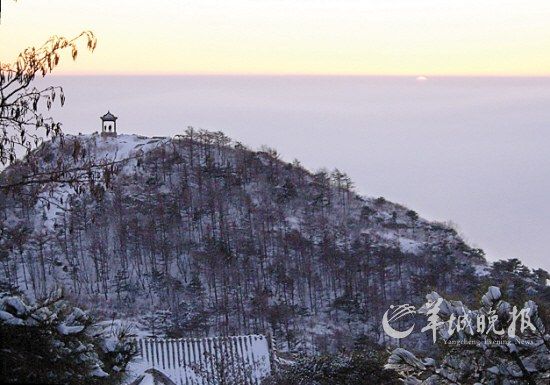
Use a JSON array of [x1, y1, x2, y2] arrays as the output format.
[[1, 0, 550, 76]]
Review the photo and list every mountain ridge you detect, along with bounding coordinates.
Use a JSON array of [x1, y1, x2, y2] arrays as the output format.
[[1, 130, 544, 353]]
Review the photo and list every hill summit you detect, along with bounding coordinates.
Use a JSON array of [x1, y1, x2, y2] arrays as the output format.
[[0, 130, 544, 353]]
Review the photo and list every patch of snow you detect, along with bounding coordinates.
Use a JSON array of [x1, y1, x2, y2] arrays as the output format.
[[286, 216, 300, 229], [57, 323, 85, 335], [90, 365, 109, 378], [102, 336, 118, 353], [0, 310, 24, 325], [474, 265, 491, 277], [2, 297, 29, 316], [398, 238, 423, 254]]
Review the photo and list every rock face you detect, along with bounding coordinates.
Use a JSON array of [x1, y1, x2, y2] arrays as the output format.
[[0, 130, 542, 353]]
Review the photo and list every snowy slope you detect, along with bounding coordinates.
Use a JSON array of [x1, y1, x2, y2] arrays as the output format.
[[0, 130, 521, 354]]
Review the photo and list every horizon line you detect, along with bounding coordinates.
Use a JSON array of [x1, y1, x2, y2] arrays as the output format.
[[50, 72, 550, 78]]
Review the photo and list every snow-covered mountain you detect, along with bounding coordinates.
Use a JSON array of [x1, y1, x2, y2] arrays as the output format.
[[0, 131, 546, 353]]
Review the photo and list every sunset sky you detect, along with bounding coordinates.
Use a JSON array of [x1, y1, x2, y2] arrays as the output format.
[[1, 0, 550, 76]]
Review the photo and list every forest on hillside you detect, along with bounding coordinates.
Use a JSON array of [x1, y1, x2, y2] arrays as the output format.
[[1, 130, 547, 356]]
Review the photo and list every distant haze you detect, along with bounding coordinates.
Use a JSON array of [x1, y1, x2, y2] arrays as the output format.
[[42, 75, 550, 270]]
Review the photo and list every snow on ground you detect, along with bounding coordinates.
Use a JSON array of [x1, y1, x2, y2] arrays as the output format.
[[474, 264, 491, 277], [398, 238, 424, 254], [285, 216, 301, 230], [368, 230, 424, 255], [85, 134, 170, 162], [31, 134, 172, 232], [35, 183, 74, 231]]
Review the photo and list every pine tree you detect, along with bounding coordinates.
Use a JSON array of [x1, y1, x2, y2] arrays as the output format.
[[0, 289, 137, 384]]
